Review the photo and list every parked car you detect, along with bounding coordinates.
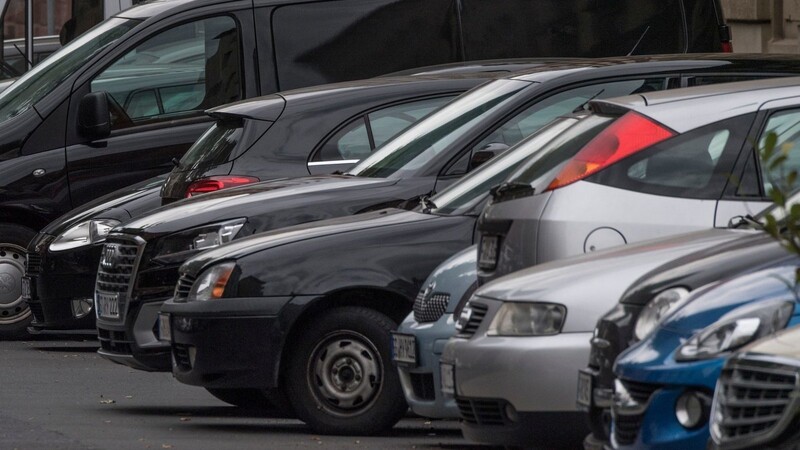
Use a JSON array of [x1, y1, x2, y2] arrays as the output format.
[[710, 323, 800, 449], [612, 264, 800, 449], [437, 226, 764, 447], [393, 244, 477, 419], [23, 69, 503, 336], [2, 0, 613, 336]]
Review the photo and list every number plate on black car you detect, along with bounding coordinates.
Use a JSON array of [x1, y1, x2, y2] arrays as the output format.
[[391, 332, 417, 366], [20, 276, 31, 300], [158, 313, 171, 342], [96, 293, 119, 319], [577, 369, 593, 409], [478, 235, 499, 270]]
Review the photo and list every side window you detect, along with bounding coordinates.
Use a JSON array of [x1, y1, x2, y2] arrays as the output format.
[[590, 115, 754, 199], [687, 75, 763, 87], [759, 109, 800, 193], [91, 16, 241, 130], [447, 78, 667, 176], [313, 96, 453, 163]]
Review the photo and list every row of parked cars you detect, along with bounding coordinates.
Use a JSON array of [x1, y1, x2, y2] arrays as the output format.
[[3, 0, 800, 448]]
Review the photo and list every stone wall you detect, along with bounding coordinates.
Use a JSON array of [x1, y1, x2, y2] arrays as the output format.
[[723, 0, 800, 53]]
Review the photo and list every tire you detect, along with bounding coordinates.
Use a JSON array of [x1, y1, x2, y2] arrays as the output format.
[[286, 306, 407, 435], [0, 223, 36, 339]]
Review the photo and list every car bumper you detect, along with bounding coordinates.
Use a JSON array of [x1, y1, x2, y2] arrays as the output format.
[[396, 313, 458, 419], [96, 299, 171, 372]]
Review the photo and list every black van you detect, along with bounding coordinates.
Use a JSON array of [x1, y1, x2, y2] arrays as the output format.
[[0, 0, 727, 333]]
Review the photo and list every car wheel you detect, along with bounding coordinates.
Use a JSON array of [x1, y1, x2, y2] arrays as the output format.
[[286, 306, 407, 435], [0, 224, 36, 339]]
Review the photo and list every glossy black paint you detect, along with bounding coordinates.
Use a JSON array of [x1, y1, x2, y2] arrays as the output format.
[[162, 208, 478, 388], [586, 233, 795, 442]]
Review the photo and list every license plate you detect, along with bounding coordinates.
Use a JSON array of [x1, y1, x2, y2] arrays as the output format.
[[158, 313, 171, 342], [391, 333, 417, 366], [441, 362, 455, 395], [20, 276, 31, 300], [577, 369, 593, 409], [96, 292, 119, 319], [478, 235, 499, 269]]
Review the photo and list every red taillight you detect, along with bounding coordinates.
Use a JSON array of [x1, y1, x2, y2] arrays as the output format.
[[546, 112, 675, 191], [721, 41, 733, 53], [185, 176, 260, 198]]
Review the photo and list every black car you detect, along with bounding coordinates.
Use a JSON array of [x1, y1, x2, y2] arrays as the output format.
[[23, 70, 503, 336], [583, 232, 794, 448], [87, 55, 800, 365]]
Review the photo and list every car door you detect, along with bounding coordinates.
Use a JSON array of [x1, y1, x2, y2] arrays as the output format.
[[64, 7, 257, 208]]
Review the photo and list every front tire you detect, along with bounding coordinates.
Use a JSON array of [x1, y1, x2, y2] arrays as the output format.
[[286, 306, 407, 435], [0, 224, 36, 339]]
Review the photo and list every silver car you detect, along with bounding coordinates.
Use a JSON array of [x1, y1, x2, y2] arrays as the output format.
[[441, 227, 760, 447], [477, 77, 800, 285]]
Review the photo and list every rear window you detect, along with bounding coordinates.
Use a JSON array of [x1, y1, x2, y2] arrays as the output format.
[[176, 119, 271, 171]]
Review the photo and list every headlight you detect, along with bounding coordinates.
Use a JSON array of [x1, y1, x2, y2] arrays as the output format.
[[189, 262, 236, 301], [487, 302, 566, 336], [152, 219, 245, 264], [676, 300, 794, 361], [49, 219, 120, 251], [634, 287, 690, 340]]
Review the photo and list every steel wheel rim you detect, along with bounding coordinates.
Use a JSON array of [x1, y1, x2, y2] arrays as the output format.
[[0, 242, 30, 325], [307, 330, 383, 417]]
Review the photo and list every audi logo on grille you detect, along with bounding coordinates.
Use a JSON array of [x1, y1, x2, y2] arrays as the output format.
[[100, 245, 121, 270]]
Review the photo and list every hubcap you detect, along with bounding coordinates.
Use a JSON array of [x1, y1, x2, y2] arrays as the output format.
[[0, 243, 30, 325], [308, 330, 383, 416]]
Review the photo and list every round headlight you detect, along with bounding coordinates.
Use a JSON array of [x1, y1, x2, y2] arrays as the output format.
[[634, 287, 690, 340]]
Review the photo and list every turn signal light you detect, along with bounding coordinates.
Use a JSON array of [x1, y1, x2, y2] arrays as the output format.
[[185, 176, 259, 198], [546, 112, 675, 190]]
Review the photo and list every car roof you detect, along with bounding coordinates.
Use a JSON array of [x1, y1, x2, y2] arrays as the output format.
[[593, 76, 800, 132]]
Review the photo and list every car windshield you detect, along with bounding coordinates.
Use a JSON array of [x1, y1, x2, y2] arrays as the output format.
[[430, 116, 579, 216], [347, 79, 531, 179], [0, 18, 140, 124]]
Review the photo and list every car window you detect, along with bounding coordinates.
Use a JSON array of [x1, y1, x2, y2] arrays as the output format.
[[91, 16, 241, 130], [759, 109, 800, 193], [687, 75, 763, 87], [312, 96, 453, 163]]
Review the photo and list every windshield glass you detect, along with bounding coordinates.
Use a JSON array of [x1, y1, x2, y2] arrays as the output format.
[[348, 79, 531, 179], [430, 116, 578, 216], [0, 18, 140, 124]]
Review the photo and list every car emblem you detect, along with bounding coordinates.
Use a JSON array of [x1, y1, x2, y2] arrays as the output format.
[[0, 273, 13, 293], [420, 281, 435, 304], [101, 245, 120, 270]]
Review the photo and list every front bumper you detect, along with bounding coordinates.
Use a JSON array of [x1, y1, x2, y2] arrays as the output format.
[[96, 299, 171, 371], [396, 313, 458, 419]]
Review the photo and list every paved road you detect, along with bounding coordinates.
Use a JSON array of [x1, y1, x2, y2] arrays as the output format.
[[1, 338, 478, 450]]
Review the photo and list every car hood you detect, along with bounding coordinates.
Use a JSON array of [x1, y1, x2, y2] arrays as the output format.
[[474, 228, 749, 332], [116, 175, 398, 237], [421, 244, 478, 315], [740, 324, 800, 361], [40, 175, 166, 236]]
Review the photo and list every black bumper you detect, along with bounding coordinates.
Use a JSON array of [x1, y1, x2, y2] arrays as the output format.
[[96, 300, 172, 372]]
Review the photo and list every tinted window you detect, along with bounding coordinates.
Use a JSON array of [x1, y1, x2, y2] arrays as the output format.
[[759, 109, 800, 193], [687, 76, 763, 87], [177, 118, 270, 170], [460, 0, 685, 59], [91, 16, 241, 129], [272, 0, 459, 90]]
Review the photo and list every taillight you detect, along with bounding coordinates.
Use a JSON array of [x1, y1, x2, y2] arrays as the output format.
[[185, 176, 260, 198], [721, 41, 733, 53], [720, 24, 733, 53], [546, 112, 675, 191]]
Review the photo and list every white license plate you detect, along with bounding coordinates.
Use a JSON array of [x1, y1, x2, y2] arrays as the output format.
[[577, 369, 593, 408], [391, 333, 417, 366], [478, 235, 499, 269], [96, 293, 119, 319], [440, 362, 455, 395], [158, 313, 171, 342], [20, 276, 31, 300]]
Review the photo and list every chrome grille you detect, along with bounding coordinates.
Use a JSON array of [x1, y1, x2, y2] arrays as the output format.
[[95, 236, 144, 323], [712, 357, 800, 448], [25, 253, 42, 275], [174, 272, 196, 302], [413, 290, 450, 323], [457, 302, 488, 337]]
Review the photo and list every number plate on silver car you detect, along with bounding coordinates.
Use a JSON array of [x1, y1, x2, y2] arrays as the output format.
[[391, 333, 417, 366], [96, 293, 119, 319]]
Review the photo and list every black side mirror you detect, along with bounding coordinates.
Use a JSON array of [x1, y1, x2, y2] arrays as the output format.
[[78, 91, 111, 141], [471, 142, 510, 169]]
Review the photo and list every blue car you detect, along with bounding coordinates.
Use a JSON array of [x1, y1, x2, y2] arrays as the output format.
[[611, 263, 800, 449], [392, 245, 477, 418]]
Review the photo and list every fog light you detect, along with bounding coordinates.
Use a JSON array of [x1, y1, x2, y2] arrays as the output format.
[[70, 298, 93, 318], [675, 391, 710, 429], [504, 402, 519, 423]]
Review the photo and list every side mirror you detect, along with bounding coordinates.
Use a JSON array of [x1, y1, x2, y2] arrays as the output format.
[[471, 142, 510, 169], [78, 91, 111, 141]]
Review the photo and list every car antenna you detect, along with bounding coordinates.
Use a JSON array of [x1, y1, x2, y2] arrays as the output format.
[[627, 25, 651, 56], [572, 89, 605, 113]]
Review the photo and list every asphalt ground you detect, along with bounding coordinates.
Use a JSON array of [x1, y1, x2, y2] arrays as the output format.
[[0, 337, 482, 450]]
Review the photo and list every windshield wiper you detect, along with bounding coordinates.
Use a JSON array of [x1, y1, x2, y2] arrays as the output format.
[[419, 194, 437, 213], [490, 181, 534, 200], [729, 214, 763, 230]]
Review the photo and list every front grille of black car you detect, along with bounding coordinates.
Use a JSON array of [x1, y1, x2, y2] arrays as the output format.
[[614, 379, 661, 446], [456, 397, 508, 426], [457, 302, 488, 338], [27, 300, 44, 323], [173, 343, 192, 371], [174, 273, 196, 302], [413, 290, 450, 323], [410, 373, 436, 401], [25, 253, 42, 275], [95, 236, 142, 323], [713, 358, 800, 447], [97, 328, 133, 355]]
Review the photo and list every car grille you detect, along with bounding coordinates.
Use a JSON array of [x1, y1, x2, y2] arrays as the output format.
[[95, 236, 142, 323], [713, 357, 800, 447], [457, 302, 488, 338], [413, 290, 450, 323], [25, 253, 42, 275], [456, 397, 508, 426], [173, 272, 196, 302], [410, 373, 436, 401], [97, 328, 133, 355], [173, 343, 192, 371], [614, 379, 661, 446]]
